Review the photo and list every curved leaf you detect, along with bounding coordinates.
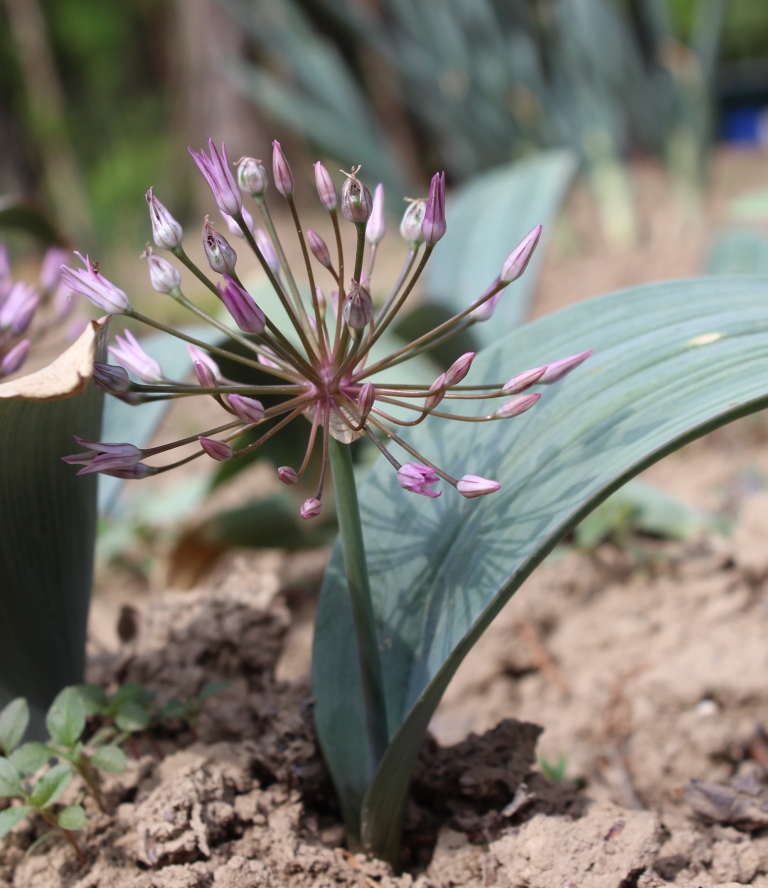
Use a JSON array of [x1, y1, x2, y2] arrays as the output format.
[[312, 276, 768, 858], [423, 151, 576, 345], [0, 195, 67, 246]]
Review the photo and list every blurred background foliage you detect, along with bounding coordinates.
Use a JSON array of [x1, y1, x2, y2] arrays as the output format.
[[1, 0, 768, 253]]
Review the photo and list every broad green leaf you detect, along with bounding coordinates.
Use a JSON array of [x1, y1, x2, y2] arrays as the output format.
[[0, 698, 29, 754], [57, 803, 87, 831], [77, 684, 108, 716], [312, 276, 768, 858], [0, 805, 31, 840], [0, 757, 22, 798], [10, 743, 53, 778], [46, 688, 86, 749], [160, 699, 188, 720], [90, 744, 126, 774], [28, 763, 72, 809], [0, 321, 106, 737], [114, 701, 150, 733], [423, 152, 576, 346]]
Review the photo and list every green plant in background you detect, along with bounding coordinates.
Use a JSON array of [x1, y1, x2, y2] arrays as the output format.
[[53, 138, 768, 866], [222, 0, 725, 241], [0, 230, 105, 736]]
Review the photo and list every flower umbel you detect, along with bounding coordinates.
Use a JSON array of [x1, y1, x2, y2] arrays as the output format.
[[63, 142, 592, 517]]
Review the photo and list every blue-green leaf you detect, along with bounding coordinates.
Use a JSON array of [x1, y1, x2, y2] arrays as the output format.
[[313, 276, 768, 858], [46, 688, 86, 749], [0, 758, 23, 798], [0, 805, 31, 840], [0, 699, 30, 755], [28, 763, 72, 809]]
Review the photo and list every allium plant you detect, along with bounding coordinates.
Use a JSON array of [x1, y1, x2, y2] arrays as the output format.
[[59, 137, 590, 856]]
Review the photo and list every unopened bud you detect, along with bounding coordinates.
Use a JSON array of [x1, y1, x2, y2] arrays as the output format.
[[500, 224, 542, 283], [194, 360, 216, 388], [366, 184, 386, 245], [307, 229, 332, 268], [314, 162, 337, 210], [400, 199, 426, 246], [444, 352, 474, 387], [424, 373, 446, 412], [146, 187, 183, 250], [199, 436, 233, 461], [255, 228, 281, 275], [341, 167, 372, 224], [421, 171, 446, 244], [1, 339, 30, 376], [502, 366, 547, 394], [457, 474, 501, 498], [92, 362, 131, 394], [203, 216, 237, 275], [218, 275, 266, 335], [142, 248, 181, 294], [237, 156, 268, 197], [469, 278, 502, 323], [538, 349, 593, 383], [301, 497, 323, 519], [272, 141, 294, 197], [342, 280, 374, 329], [228, 393, 265, 424], [357, 382, 375, 421], [278, 466, 298, 485], [492, 392, 541, 419]]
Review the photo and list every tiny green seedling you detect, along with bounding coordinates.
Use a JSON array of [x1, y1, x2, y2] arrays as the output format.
[[538, 754, 568, 783]]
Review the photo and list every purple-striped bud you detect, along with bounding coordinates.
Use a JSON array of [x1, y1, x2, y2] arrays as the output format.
[[228, 394, 265, 424], [342, 280, 374, 329], [199, 436, 233, 461], [470, 278, 502, 323], [444, 352, 474, 387], [61, 253, 130, 314], [64, 438, 143, 476], [203, 216, 238, 275], [314, 162, 337, 210], [457, 474, 501, 498], [258, 348, 280, 370], [0, 339, 30, 376], [307, 229, 332, 268], [538, 349, 593, 383], [301, 497, 322, 519], [341, 169, 372, 224], [39, 247, 70, 293], [146, 188, 184, 250], [425, 373, 446, 412], [500, 225, 542, 283], [194, 360, 216, 388], [218, 275, 266, 335], [189, 139, 243, 216], [142, 249, 181, 294], [272, 141, 294, 197], [502, 366, 547, 394], [0, 282, 39, 335], [255, 229, 280, 276], [237, 156, 268, 197], [400, 199, 426, 247], [109, 329, 163, 383], [492, 392, 541, 419], [278, 466, 298, 485], [366, 184, 386, 245], [357, 382, 375, 421], [187, 345, 220, 380], [92, 362, 131, 394], [397, 463, 441, 498], [421, 172, 446, 244]]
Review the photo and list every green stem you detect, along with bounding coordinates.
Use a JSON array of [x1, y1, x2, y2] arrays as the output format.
[[328, 439, 389, 775]]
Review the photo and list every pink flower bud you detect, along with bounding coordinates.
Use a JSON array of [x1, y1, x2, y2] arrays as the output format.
[[0, 339, 29, 377], [444, 352, 474, 387], [421, 172, 446, 244], [143, 249, 181, 294], [307, 229, 332, 268], [357, 382, 375, 421], [237, 156, 268, 197], [221, 205, 255, 239], [272, 141, 294, 197], [538, 350, 593, 383], [199, 436, 233, 461], [366, 184, 386, 245], [39, 247, 70, 293], [341, 169, 372, 224], [492, 392, 541, 419], [502, 366, 547, 394], [301, 497, 323, 519], [278, 466, 298, 485], [146, 188, 183, 250], [64, 438, 143, 475], [343, 280, 374, 329], [189, 139, 242, 216], [400, 199, 426, 246], [218, 275, 266, 335], [228, 394, 265, 424], [457, 474, 501, 498], [424, 373, 446, 412], [60, 253, 130, 314], [314, 162, 337, 210], [194, 360, 216, 388], [397, 463, 441, 498], [469, 278, 502, 323], [109, 329, 163, 383], [500, 225, 542, 283], [0, 282, 39, 335], [92, 362, 131, 394], [187, 345, 220, 380], [255, 228, 281, 275], [203, 216, 238, 275]]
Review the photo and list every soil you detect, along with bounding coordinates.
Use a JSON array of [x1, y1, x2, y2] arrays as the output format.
[[4, 148, 768, 887]]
